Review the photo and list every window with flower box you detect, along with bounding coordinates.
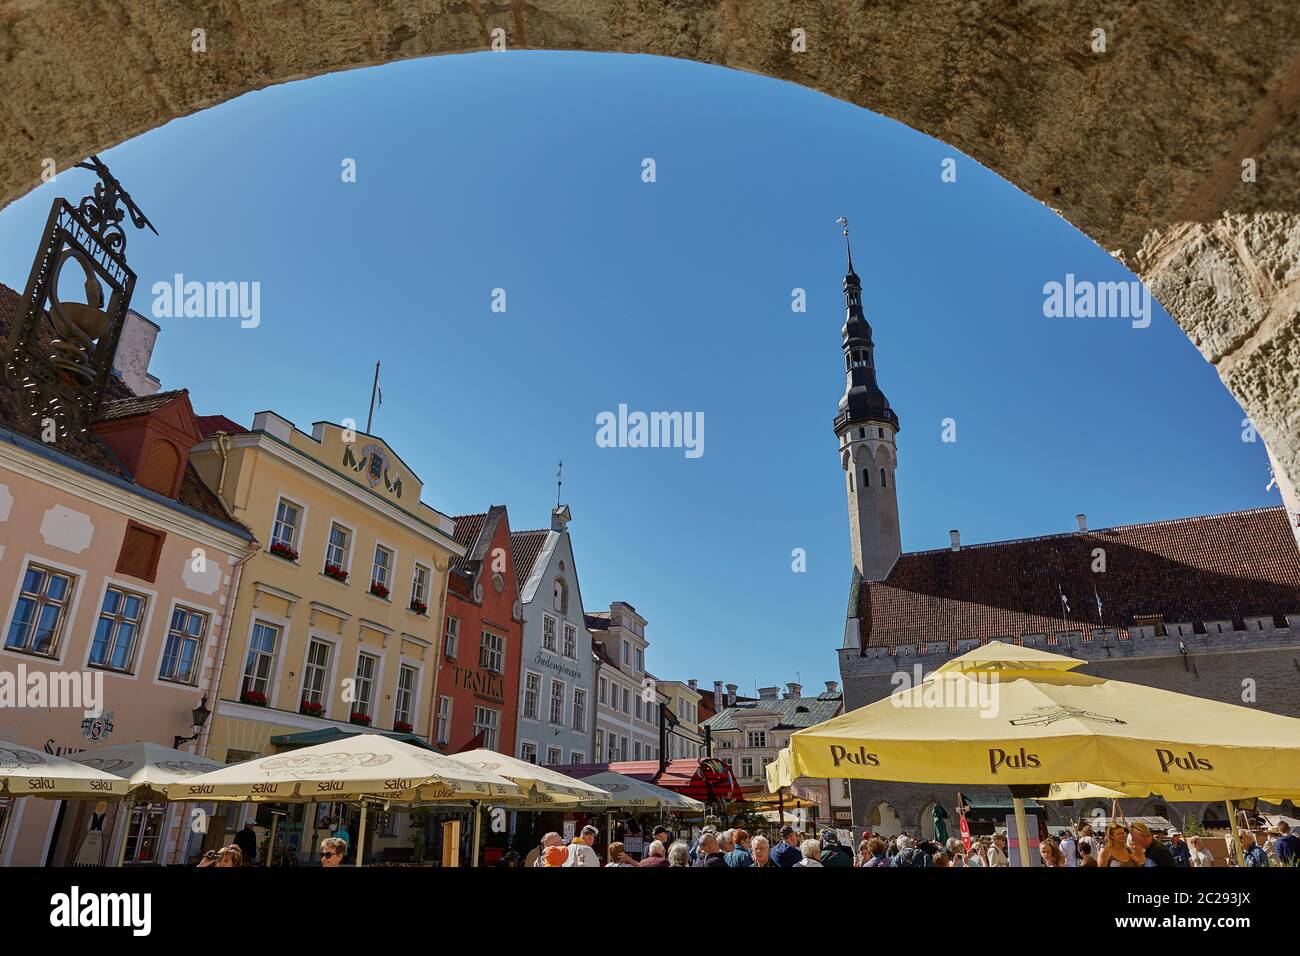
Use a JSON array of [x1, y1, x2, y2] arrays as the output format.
[[370, 545, 393, 598], [323, 523, 350, 581], [301, 639, 332, 714], [394, 664, 417, 731], [241, 621, 280, 702], [269, 498, 302, 560], [410, 563, 430, 613]]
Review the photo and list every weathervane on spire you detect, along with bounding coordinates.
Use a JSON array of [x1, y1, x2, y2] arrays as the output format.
[[556, 459, 564, 508], [836, 216, 855, 272]]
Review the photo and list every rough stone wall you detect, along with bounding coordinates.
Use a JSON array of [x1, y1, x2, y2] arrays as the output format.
[[0, 3, 1297, 493]]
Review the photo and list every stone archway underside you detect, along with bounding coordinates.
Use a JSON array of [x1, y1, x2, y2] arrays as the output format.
[[1, 1, 1297, 499]]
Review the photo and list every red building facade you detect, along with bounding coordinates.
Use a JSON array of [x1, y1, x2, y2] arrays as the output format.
[[434, 506, 523, 756]]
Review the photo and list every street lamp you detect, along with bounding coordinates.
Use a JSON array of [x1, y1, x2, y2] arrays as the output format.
[[173, 695, 211, 750]]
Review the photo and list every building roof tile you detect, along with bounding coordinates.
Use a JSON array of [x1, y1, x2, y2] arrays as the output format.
[[851, 506, 1300, 649]]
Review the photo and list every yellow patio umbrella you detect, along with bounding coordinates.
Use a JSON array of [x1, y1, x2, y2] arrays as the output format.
[[784, 641, 1300, 866]]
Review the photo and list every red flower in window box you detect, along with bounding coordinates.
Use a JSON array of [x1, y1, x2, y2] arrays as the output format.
[[393, 720, 413, 734], [349, 711, 372, 726], [241, 690, 268, 707], [323, 563, 349, 583], [300, 699, 324, 717], [269, 541, 299, 562], [409, 598, 427, 615], [369, 582, 390, 599]]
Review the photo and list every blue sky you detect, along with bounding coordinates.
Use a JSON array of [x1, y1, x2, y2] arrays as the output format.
[[0, 52, 1276, 694]]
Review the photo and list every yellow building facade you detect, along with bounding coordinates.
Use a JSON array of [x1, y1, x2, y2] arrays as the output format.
[[189, 411, 463, 766]]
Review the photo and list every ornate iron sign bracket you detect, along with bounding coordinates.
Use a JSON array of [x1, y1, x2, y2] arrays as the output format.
[[3, 156, 157, 434]]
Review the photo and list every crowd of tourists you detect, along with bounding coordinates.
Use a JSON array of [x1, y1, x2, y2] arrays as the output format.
[[520, 817, 1300, 868]]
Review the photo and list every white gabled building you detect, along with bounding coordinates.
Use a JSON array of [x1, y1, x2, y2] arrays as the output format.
[[509, 505, 595, 766]]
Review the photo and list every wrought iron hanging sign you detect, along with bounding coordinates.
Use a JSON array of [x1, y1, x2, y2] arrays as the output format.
[[3, 156, 157, 434]]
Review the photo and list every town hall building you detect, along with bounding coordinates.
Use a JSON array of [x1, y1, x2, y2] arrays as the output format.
[[829, 228, 1300, 839]]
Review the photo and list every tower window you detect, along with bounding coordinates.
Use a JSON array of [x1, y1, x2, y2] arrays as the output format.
[[880, 468, 887, 488], [848, 471, 854, 492], [863, 469, 870, 488], [858, 428, 865, 439], [878, 427, 884, 438]]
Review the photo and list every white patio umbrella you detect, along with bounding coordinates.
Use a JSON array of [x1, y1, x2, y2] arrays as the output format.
[[452, 750, 613, 866], [70, 741, 228, 866], [165, 734, 522, 866], [0, 738, 127, 798]]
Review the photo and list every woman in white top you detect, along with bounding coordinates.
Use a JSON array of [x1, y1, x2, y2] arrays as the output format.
[[1188, 836, 1215, 867]]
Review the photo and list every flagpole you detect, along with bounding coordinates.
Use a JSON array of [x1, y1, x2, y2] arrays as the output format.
[[366, 361, 380, 433]]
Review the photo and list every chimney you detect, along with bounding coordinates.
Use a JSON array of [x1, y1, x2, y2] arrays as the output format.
[[1076, 513, 1087, 532], [758, 686, 779, 700], [112, 309, 162, 396], [713, 681, 724, 706], [825, 680, 838, 695], [687, 679, 697, 691], [725, 683, 738, 706], [949, 530, 960, 552], [784, 682, 802, 699]]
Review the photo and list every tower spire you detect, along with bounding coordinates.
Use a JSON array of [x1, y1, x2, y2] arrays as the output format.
[[833, 217, 901, 582]]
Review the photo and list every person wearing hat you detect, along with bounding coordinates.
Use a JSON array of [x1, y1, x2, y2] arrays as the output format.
[[819, 829, 854, 867], [773, 825, 803, 868], [1128, 821, 1175, 867], [1167, 830, 1191, 867]]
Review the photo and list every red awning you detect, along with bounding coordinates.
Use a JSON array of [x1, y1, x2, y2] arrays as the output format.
[[560, 758, 744, 802]]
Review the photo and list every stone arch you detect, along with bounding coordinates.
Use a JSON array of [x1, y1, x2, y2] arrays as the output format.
[[865, 799, 902, 836], [2, 2, 1298, 513]]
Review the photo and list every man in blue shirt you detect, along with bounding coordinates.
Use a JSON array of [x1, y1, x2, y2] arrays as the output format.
[[1275, 822, 1300, 865], [1168, 831, 1192, 867], [1240, 831, 1269, 867], [772, 826, 803, 867]]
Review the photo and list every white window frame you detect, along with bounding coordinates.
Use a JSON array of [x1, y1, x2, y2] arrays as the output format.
[[572, 687, 586, 732], [299, 635, 336, 713], [479, 630, 505, 674], [240, 616, 286, 704], [3, 558, 83, 663], [542, 613, 557, 652], [85, 580, 153, 676], [270, 494, 307, 553], [521, 669, 542, 721], [549, 679, 566, 725], [443, 616, 459, 660], [323, 519, 355, 578], [370, 542, 395, 596], [435, 695, 453, 746], [472, 705, 500, 751], [154, 600, 214, 687], [352, 650, 381, 719], [519, 740, 538, 764], [410, 562, 431, 609], [545, 746, 562, 766], [394, 661, 420, 729]]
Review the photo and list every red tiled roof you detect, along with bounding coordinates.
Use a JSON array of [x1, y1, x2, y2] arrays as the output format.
[[854, 506, 1300, 649], [449, 512, 487, 572], [509, 528, 550, 585], [0, 284, 244, 529], [194, 413, 246, 437]]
